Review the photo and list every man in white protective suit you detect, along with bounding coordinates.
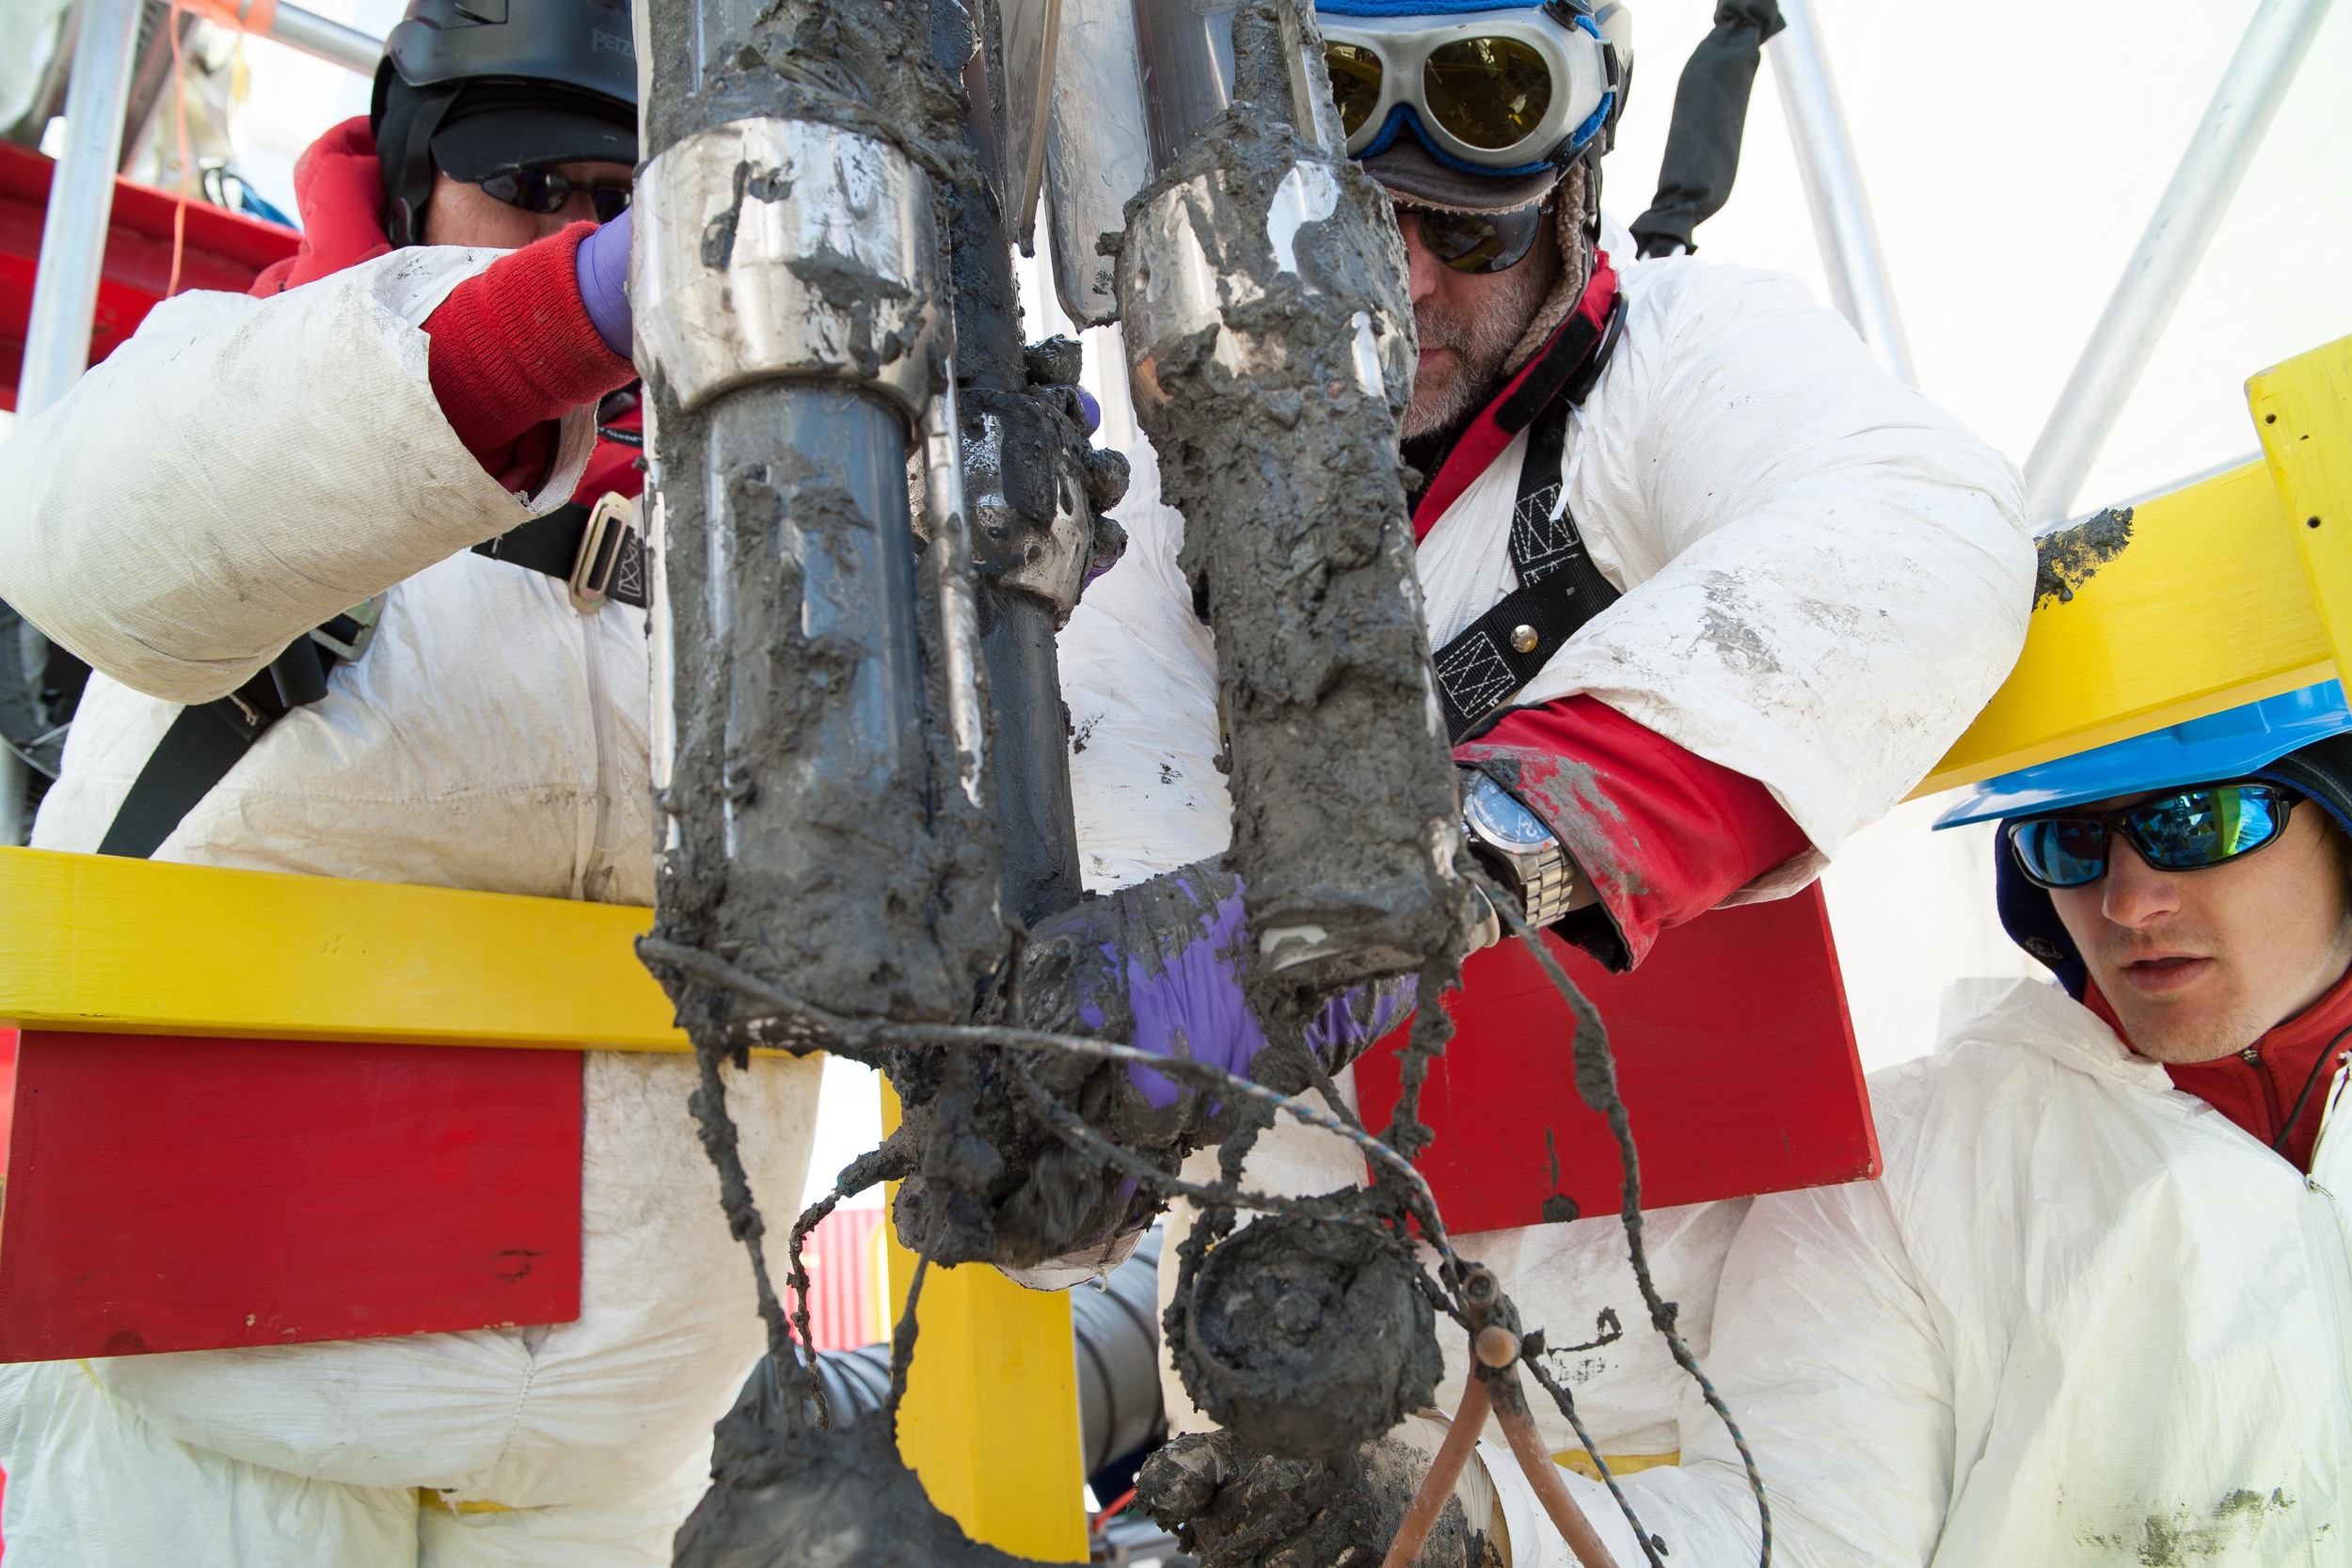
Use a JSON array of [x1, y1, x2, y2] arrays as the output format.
[[0, 1, 820, 1562], [1470, 686, 2352, 1565], [1037, 0, 2036, 1557]]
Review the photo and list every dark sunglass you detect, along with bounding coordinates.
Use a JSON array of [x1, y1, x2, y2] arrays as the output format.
[[479, 168, 631, 224], [2006, 782, 2300, 889], [1401, 201, 1549, 275]]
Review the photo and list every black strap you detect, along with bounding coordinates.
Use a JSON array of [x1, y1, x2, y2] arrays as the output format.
[[1629, 0, 1787, 260], [96, 675, 285, 858], [1431, 301, 1628, 744], [472, 501, 648, 610]]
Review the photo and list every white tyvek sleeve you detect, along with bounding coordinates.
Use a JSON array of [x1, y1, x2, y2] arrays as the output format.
[[1518, 260, 2035, 857], [0, 246, 596, 705], [1486, 1178, 1953, 1568]]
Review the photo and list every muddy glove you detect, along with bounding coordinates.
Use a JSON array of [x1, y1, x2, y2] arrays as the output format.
[[1029, 859, 1418, 1106], [1136, 1423, 1500, 1568], [943, 863, 1415, 1284], [574, 206, 632, 360]]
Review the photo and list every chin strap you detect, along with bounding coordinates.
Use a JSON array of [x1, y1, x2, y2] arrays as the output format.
[[383, 85, 460, 246]]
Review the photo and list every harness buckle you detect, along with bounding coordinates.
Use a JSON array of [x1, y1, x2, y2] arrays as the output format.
[[569, 492, 635, 614]]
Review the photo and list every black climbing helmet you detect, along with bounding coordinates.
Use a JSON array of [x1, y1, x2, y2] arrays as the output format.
[[371, 0, 640, 246]]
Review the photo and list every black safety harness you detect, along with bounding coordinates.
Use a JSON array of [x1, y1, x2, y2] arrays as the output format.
[[1431, 290, 1626, 744], [96, 494, 645, 859]]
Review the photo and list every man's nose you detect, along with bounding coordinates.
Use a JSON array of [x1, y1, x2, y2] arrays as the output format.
[[2100, 837, 2184, 928], [1397, 212, 1441, 306]]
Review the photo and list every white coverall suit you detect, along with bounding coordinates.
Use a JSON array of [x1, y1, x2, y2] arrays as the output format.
[[0, 247, 820, 1566], [1538, 976, 2352, 1566], [1058, 250, 2041, 1546]]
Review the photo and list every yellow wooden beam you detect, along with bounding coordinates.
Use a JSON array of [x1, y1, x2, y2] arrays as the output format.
[[1915, 456, 2333, 798], [0, 847, 690, 1050], [2250, 337, 2352, 680], [882, 1090, 1089, 1560]]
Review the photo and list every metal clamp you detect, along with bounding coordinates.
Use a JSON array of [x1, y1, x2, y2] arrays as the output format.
[[569, 492, 634, 614], [631, 118, 941, 417], [307, 594, 387, 663]]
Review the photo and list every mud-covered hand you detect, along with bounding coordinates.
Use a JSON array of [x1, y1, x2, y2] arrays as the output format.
[[902, 864, 1418, 1280], [574, 206, 632, 360], [1023, 859, 1417, 1104], [1136, 1425, 1499, 1568]]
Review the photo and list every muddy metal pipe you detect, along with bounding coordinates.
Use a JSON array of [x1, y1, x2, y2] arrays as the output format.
[[1768, 0, 1913, 387], [2022, 0, 2331, 524], [8, 0, 143, 846], [634, 1, 1004, 1035], [947, 4, 1110, 928], [1115, 0, 1470, 992]]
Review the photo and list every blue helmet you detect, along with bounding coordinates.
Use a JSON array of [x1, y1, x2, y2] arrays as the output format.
[[1936, 680, 2352, 994]]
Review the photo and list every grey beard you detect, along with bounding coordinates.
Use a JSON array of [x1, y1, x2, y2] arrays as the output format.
[[1398, 252, 1559, 442]]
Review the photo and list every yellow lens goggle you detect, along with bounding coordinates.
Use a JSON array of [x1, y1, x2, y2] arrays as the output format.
[[1321, 12, 1613, 172]]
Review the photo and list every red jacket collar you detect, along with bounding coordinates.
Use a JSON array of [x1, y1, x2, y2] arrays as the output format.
[[2087, 965, 2352, 1173], [1410, 252, 1620, 542], [249, 117, 391, 297]]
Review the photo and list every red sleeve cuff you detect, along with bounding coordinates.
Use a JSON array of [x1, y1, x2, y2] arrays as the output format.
[[1457, 695, 1812, 970], [423, 223, 634, 484]]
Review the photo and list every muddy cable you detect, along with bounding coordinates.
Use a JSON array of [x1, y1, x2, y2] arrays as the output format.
[[1490, 897, 1773, 1568]]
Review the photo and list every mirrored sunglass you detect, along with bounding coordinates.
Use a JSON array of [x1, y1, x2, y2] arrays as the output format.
[[1325, 40, 1385, 137], [1408, 202, 1549, 274], [480, 168, 631, 224], [2006, 784, 2297, 889], [1422, 36, 1553, 150]]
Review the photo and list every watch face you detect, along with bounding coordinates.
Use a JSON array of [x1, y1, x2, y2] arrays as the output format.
[[1464, 774, 1554, 848]]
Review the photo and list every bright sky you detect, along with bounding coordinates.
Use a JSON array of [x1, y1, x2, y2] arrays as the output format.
[[203, 0, 2352, 1167]]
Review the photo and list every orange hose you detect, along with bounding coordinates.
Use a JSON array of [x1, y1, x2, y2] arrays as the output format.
[[165, 0, 192, 298], [1490, 1369, 1622, 1568], [1380, 1376, 1493, 1568]]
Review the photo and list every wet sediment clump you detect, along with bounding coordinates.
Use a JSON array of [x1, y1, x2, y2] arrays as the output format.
[[676, 1410, 1034, 1568], [2035, 504, 2135, 607], [1137, 1427, 1488, 1568], [1173, 1212, 1443, 1461]]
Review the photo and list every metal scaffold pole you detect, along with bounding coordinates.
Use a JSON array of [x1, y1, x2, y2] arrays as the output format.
[[1768, 0, 1913, 387], [8, 0, 144, 845], [2023, 0, 2333, 524]]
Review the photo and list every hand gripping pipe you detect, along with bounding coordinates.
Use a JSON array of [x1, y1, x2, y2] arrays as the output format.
[[1113, 0, 1475, 994], [633, 0, 1006, 1039]]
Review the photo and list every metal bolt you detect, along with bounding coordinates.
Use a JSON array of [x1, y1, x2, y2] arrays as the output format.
[[1510, 624, 1540, 654]]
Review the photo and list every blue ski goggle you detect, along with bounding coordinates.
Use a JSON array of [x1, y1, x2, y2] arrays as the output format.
[[1322, 12, 1613, 174], [2005, 782, 2301, 889]]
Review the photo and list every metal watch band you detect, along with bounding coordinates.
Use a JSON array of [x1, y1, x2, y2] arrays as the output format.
[[1515, 844, 1579, 928]]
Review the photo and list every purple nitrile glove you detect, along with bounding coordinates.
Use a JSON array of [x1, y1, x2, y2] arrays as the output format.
[[1034, 861, 1418, 1110], [1076, 387, 1102, 435], [574, 205, 632, 360]]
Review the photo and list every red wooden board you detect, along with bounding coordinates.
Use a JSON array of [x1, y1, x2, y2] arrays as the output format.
[[1356, 885, 1876, 1234], [0, 1031, 583, 1361], [0, 140, 299, 410]]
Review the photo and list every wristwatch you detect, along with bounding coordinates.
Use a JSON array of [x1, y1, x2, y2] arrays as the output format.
[[1461, 770, 1580, 928]]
